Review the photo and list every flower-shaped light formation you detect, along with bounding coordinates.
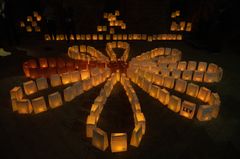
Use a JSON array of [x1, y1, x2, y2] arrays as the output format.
[[9, 42, 223, 152]]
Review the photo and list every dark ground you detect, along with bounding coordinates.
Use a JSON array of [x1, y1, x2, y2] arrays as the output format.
[[0, 0, 240, 159]]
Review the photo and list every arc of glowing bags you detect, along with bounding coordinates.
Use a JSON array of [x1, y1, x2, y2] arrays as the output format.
[[9, 42, 222, 152]]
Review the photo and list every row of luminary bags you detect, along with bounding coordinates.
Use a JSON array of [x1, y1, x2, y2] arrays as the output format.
[[22, 57, 107, 79]]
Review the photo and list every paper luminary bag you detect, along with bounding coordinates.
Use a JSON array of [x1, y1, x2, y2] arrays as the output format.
[[168, 95, 182, 113], [92, 127, 109, 151], [48, 92, 63, 108], [186, 83, 199, 97], [50, 74, 62, 87], [31, 96, 47, 114], [111, 133, 127, 152], [130, 125, 143, 147], [180, 100, 196, 119], [86, 115, 96, 138], [36, 77, 48, 90], [174, 79, 187, 93], [23, 80, 38, 95]]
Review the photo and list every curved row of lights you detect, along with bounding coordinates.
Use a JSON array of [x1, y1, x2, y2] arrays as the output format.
[[9, 42, 222, 153]]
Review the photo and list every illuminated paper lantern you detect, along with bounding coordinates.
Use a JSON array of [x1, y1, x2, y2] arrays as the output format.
[[176, 34, 182, 40], [70, 71, 80, 83], [86, 115, 96, 138], [170, 21, 177, 31], [203, 72, 218, 83], [92, 128, 109, 151], [31, 96, 47, 114], [130, 125, 143, 147], [207, 63, 218, 73], [35, 26, 41, 32], [168, 95, 181, 112], [80, 34, 85, 40], [91, 101, 102, 120], [79, 45, 87, 52], [177, 61, 187, 71], [36, 15, 42, 21], [50, 74, 62, 87], [187, 61, 197, 71], [131, 100, 141, 113], [168, 63, 177, 71], [20, 21, 25, 27], [152, 74, 164, 86], [141, 34, 147, 40], [209, 93, 220, 106], [198, 62, 207, 72], [174, 79, 187, 93], [72, 81, 84, 96], [106, 34, 111, 40], [17, 99, 33, 114], [99, 34, 104, 40], [180, 100, 196, 119], [86, 34, 91, 40], [61, 72, 71, 85], [209, 93, 221, 118], [36, 77, 48, 91], [113, 34, 117, 40], [172, 69, 181, 79], [80, 69, 90, 80], [91, 74, 102, 86], [163, 76, 175, 89], [83, 78, 93, 91], [70, 34, 75, 41], [76, 34, 80, 40], [48, 92, 63, 108], [144, 71, 153, 82], [63, 86, 75, 102], [176, 10, 180, 16], [91, 67, 100, 77], [92, 34, 98, 40], [158, 88, 170, 105], [111, 133, 127, 152], [149, 85, 160, 98], [197, 87, 211, 102], [44, 34, 51, 41], [197, 105, 214, 121], [110, 28, 115, 34], [10, 86, 23, 100], [117, 34, 122, 40], [39, 58, 48, 68], [182, 70, 193, 81], [31, 21, 37, 27], [97, 26, 103, 32], [171, 12, 176, 18], [193, 71, 204, 82], [26, 26, 32, 32], [23, 80, 37, 95], [147, 36, 153, 42], [102, 26, 107, 31], [180, 21, 186, 31], [186, 22, 192, 32], [161, 68, 170, 77], [48, 58, 56, 68], [27, 16, 33, 22], [33, 11, 38, 17], [186, 83, 199, 97], [134, 112, 146, 134], [142, 79, 152, 92], [115, 10, 120, 16]]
